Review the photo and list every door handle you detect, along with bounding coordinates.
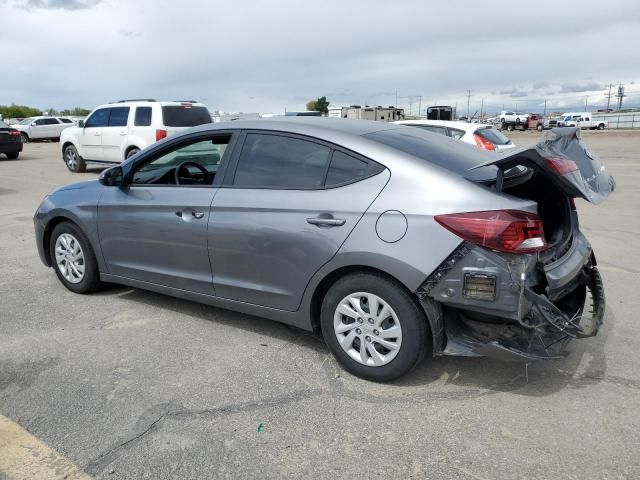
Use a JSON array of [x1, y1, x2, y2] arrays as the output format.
[[175, 210, 205, 220], [119, 132, 127, 136], [192, 211, 205, 219], [306, 217, 346, 227]]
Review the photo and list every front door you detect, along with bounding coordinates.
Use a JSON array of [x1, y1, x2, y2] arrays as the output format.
[[209, 132, 389, 311], [79, 108, 110, 161], [97, 134, 234, 294]]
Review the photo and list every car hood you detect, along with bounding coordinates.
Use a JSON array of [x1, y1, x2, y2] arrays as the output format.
[[50, 179, 101, 196], [468, 127, 615, 204]]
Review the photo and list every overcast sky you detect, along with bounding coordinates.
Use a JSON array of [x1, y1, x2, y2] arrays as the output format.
[[2, 0, 640, 115]]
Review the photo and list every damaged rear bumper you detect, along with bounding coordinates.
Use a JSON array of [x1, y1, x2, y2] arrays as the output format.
[[416, 232, 605, 361]]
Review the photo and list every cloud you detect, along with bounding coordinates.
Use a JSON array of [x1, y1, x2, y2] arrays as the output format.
[[532, 81, 550, 89], [559, 82, 604, 93], [13, 0, 100, 10], [118, 28, 139, 38]]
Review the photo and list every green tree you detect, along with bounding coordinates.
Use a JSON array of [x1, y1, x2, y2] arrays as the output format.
[[60, 107, 91, 116], [306, 96, 330, 114], [0, 103, 41, 118]]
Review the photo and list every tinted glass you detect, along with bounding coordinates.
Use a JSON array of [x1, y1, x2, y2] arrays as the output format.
[[59, 118, 73, 123], [132, 137, 230, 185], [365, 128, 497, 181], [135, 107, 152, 126], [44, 118, 60, 125], [35, 119, 48, 125], [108, 107, 130, 127], [410, 125, 448, 136], [85, 109, 109, 128], [233, 134, 330, 188], [449, 128, 465, 140], [475, 127, 511, 145], [326, 151, 382, 186], [19, 118, 34, 125], [161, 106, 211, 127]]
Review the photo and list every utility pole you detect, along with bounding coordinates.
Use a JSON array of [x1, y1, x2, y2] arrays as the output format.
[[418, 96, 422, 117], [543, 99, 547, 116], [466, 90, 472, 117], [584, 95, 588, 112], [480, 98, 484, 119], [615, 84, 626, 111], [605, 83, 613, 112], [395, 90, 398, 107]]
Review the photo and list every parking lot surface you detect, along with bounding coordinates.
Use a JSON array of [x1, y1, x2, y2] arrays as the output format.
[[1, 131, 639, 479]]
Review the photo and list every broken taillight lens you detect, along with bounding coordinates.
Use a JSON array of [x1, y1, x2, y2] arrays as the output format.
[[434, 210, 548, 253], [473, 133, 496, 151], [544, 156, 578, 175]]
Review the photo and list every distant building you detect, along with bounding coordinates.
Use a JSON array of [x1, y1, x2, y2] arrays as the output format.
[[345, 106, 404, 122], [210, 111, 261, 122], [328, 106, 349, 118], [261, 111, 322, 118]]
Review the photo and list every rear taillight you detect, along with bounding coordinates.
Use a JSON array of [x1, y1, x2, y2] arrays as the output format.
[[544, 156, 578, 175], [155, 129, 167, 141], [473, 133, 496, 151], [434, 210, 548, 253], [8, 129, 20, 137]]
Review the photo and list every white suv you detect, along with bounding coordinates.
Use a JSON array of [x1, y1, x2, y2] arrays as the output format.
[[60, 99, 212, 172], [11, 116, 76, 143]]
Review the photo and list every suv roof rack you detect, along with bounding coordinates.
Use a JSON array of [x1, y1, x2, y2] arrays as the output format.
[[173, 100, 198, 103], [111, 99, 157, 103]]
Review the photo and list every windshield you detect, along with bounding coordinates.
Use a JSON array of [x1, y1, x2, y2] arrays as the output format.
[[161, 105, 212, 127], [20, 118, 35, 125], [475, 127, 511, 146]]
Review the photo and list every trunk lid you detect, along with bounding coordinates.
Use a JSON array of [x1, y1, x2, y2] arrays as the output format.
[[467, 127, 615, 204]]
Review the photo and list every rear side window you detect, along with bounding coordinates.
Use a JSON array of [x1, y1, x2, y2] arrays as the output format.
[[59, 118, 73, 124], [449, 128, 465, 140], [108, 107, 130, 127], [85, 109, 110, 128], [44, 118, 60, 125], [475, 127, 511, 146], [161, 105, 212, 127], [326, 151, 384, 186], [233, 134, 330, 188], [135, 107, 152, 126]]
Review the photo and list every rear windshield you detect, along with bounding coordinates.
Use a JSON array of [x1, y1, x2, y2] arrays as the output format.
[[161, 105, 212, 127], [475, 127, 511, 146], [364, 127, 497, 181]]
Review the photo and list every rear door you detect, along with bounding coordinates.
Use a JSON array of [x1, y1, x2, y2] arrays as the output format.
[[102, 106, 130, 162], [209, 131, 389, 311]]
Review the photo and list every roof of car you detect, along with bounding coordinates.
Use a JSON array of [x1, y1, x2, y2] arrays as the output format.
[[392, 119, 490, 132]]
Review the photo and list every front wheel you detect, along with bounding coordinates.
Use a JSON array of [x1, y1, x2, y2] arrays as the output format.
[[537, 124, 544, 132], [20, 133, 29, 143], [321, 272, 430, 382], [64, 145, 86, 173], [49, 222, 102, 294], [507, 124, 514, 132]]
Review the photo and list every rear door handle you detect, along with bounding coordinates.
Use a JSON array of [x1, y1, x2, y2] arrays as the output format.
[[192, 211, 204, 219], [306, 217, 346, 227], [175, 210, 205, 220]]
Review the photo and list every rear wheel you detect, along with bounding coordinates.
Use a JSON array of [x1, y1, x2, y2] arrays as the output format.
[[49, 222, 102, 294], [598, 123, 605, 130], [321, 272, 429, 382], [126, 147, 140, 159], [64, 144, 86, 173], [537, 124, 544, 132], [6, 151, 19, 159]]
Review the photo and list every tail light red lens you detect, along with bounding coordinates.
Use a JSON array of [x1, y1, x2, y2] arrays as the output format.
[[473, 133, 496, 151], [434, 210, 548, 253], [8, 129, 20, 137], [544, 156, 578, 175], [155, 129, 167, 141]]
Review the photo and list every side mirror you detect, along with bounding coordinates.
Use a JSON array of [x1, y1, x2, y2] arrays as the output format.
[[78, 120, 85, 128], [99, 166, 124, 187], [31, 121, 37, 126]]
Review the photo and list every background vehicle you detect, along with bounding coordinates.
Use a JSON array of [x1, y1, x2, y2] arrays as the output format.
[[527, 114, 559, 131], [60, 99, 212, 172], [10, 116, 75, 143], [34, 119, 610, 381], [499, 111, 529, 125], [0, 121, 23, 159], [394, 119, 515, 152], [558, 112, 607, 130], [426, 105, 456, 121]]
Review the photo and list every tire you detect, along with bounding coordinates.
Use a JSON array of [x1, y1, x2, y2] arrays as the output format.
[[64, 144, 86, 173], [507, 124, 514, 132], [126, 147, 140, 159], [20, 133, 29, 143], [6, 151, 19, 159], [320, 272, 430, 382], [515, 118, 521, 124], [49, 221, 102, 294], [598, 123, 605, 130], [500, 118, 506, 124], [537, 124, 544, 132]]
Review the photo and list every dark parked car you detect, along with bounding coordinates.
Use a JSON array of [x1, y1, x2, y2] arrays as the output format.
[[34, 120, 612, 381], [0, 121, 23, 159]]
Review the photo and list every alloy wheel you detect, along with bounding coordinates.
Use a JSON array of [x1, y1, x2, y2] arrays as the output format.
[[54, 233, 85, 284], [333, 292, 403, 366], [65, 148, 78, 170]]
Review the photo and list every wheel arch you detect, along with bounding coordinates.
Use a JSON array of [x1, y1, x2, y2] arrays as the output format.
[[41, 215, 79, 266], [306, 264, 441, 353], [124, 145, 141, 159]]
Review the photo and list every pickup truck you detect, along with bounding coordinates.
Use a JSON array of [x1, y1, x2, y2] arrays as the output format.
[[528, 114, 559, 131], [558, 112, 607, 130]]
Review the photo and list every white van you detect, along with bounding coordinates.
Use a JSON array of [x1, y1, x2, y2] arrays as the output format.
[[60, 100, 212, 172]]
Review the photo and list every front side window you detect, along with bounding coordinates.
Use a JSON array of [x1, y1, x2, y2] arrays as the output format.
[[233, 134, 330, 188], [108, 107, 130, 127], [85, 109, 110, 128], [34, 119, 48, 126], [134, 107, 152, 126], [44, 118, 60, 125], [131, 136, 230, 186]]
